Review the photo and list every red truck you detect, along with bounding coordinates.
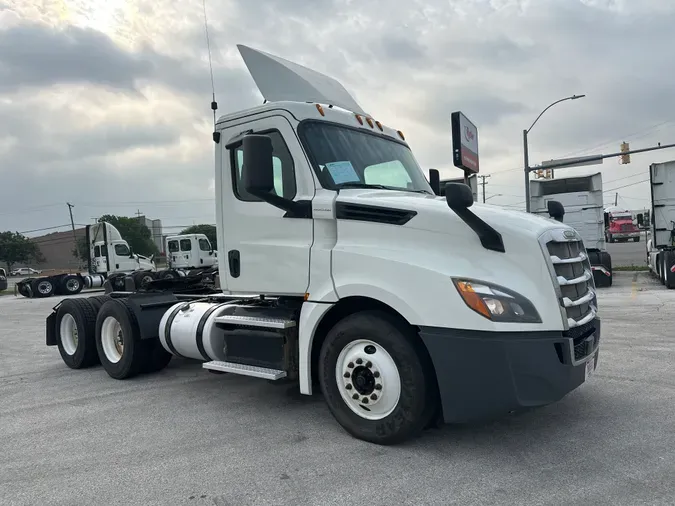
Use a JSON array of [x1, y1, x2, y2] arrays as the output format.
[[604, 210, 640, 243]]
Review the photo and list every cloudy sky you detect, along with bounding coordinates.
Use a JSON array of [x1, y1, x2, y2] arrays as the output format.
[[1, 0, 674, 237]]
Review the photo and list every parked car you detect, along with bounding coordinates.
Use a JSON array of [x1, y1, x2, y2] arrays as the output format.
[[0, 268, 7, 292], [10, 267, 42, 277]]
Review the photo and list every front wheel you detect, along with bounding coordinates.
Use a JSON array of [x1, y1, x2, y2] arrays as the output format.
[[318, 311, 437, 445]]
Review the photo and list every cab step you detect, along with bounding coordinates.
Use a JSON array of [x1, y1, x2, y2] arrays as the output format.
[[202, 360, 287, 380], [214, 314, 296, 329]]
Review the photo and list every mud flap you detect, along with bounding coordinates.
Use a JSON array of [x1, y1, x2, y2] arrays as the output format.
[[46, 311, 57, 346]]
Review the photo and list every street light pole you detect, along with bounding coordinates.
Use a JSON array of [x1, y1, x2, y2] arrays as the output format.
[[523, 94, 585, 212]]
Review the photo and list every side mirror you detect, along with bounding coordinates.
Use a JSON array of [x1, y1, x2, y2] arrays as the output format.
[[445, 183, 474, 210], [243, 134, 274, 194], [429, 169, 440, 196], [547, 200, 565, 222], [604, 212, 609, 228], [637, 213, 644, 227]]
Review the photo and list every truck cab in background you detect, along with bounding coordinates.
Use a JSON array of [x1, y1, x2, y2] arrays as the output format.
[[646, 160, 675, 288], [530, 172, 613, 287], [0, 268, 7, 292], [604, 209, 640, 243], [165, 234, 217, 271]]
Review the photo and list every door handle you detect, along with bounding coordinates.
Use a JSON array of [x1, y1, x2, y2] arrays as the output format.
[[227, 250, 240, 278]]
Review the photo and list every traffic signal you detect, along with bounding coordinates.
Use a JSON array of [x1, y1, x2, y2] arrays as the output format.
[[545, 169, 552, 179], [620, 142, 630, 164]]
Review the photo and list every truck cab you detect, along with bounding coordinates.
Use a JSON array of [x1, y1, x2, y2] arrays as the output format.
[[44, 44, 602, 445], [604, 209, 640, 243], [165, 234, 217, 270], [88, 222, 155, 275]]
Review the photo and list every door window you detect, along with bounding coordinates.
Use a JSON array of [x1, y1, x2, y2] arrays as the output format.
[[180, 239, 192, 251], [94, 246, 100, 257], [114, 244, 130, 256], [232, 130, 296, 201]]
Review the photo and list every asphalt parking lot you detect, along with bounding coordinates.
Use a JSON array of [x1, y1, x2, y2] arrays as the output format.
[[1, 272, 674, 506]]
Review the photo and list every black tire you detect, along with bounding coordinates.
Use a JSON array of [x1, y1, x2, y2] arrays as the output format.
[[600, 251, 612, 287], [318, 310, 437, 445], [141, 339, 173, 373], [31, 278, 55, 298], [132, 270, 155, 289], [60, 275, 84, 295], [55, 298, 100, 369], [634, 236, 640, 243], [665, 251, 675, 289], [95, 299, 151, 379], [17, 282, 30, 297], [88, 295, 113, 312], [158, 269, 178, 280]]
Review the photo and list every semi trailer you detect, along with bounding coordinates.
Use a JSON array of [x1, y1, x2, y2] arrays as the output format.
[[17, 222, 156, 298], [646, 160, 675, 288], [44, 44, 600, 445], [530, 173, 613, 287]]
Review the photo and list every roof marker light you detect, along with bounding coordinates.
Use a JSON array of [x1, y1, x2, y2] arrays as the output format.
[[355, 114, 363, 125], [366, 117, 374, 128], [315, 104, 325, 116], [375, 120, 383, 131], [397, 130, 405, 140]]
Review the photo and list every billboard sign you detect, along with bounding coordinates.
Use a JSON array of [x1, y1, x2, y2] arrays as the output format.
[[451, 111, 479, 173]]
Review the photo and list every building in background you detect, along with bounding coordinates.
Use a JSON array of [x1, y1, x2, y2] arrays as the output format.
[[27, 228, 86, 271], [137, 215, 163, 252]]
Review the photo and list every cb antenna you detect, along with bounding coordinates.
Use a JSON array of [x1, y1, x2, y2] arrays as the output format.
[[202, 0, 219, 143]]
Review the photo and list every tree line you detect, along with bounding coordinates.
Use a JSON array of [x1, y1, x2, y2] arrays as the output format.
[[1, 215, 217, 272]]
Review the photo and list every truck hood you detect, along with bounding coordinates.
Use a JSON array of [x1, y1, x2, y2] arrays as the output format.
[[336, 189, 563, 240]]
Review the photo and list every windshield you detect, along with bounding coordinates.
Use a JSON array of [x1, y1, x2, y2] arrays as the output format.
[[299, 121, 433, 194]]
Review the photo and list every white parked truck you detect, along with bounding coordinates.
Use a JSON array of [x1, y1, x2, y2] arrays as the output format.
[[646, 160, 675, 288], [44, 44, 600, 445], [162, 233, 218, 278], [530, 172, 613, 287], [17, 222, 156, 298]]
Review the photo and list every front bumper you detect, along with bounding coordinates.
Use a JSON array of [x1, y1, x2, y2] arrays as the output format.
[[419, 318, 600, 423], [610, 232, 640, 239]]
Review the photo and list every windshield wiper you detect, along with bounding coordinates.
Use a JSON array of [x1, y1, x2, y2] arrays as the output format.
[[336, 182, 433, 195]]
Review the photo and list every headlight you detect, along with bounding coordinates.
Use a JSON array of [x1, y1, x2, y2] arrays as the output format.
[[452, 278, 541, 323]]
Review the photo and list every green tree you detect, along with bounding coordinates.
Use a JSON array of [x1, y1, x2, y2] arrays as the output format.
[[0, 231, 46, 272], [180, 224, 217, 250], [98, 215, 159, 257]]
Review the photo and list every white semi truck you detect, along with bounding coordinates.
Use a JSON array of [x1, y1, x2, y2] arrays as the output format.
[[43, 45, 600, 445], [530, 173, 613, 287], [646, 160, 675, 288], [17, 222, 156, 298], [161, 233, 218, 278]]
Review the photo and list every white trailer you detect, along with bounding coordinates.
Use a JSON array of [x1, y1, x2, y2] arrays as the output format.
[[530, 173, 612, 287], [162, 233, 218, 278], [44, 44, 600, 445], [16, 222, 156, 298], [646, 160, 675, 288]]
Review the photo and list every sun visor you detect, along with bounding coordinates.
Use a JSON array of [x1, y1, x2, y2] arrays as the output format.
[[237, 44, 367, 116]]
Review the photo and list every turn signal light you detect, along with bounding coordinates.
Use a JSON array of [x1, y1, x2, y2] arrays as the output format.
[[454, 281, 491, 319]]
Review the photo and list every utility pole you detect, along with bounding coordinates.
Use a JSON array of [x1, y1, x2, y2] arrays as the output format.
[[66, 203, 79, 269], [477, 174, 491, 203]]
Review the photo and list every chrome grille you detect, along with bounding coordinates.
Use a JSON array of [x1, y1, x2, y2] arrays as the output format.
[[541, 229, 597, 329]]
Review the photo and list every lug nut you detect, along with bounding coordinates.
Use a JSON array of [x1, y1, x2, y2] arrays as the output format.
[[366, 361, 372, 368], [348, 362, 354, 368], [356, 358, 363, 365], [344, 372, 350, 378], [362, 397, 369, 404], [375, 384, 382, 390], [346, 384, 352, 390], [373, 371, 380, 378], [352, 393, 359, 400], [370, 394, 377, 401]]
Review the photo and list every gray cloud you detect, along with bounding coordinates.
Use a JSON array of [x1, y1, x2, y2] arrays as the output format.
[[2, 0, 675, 233]]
